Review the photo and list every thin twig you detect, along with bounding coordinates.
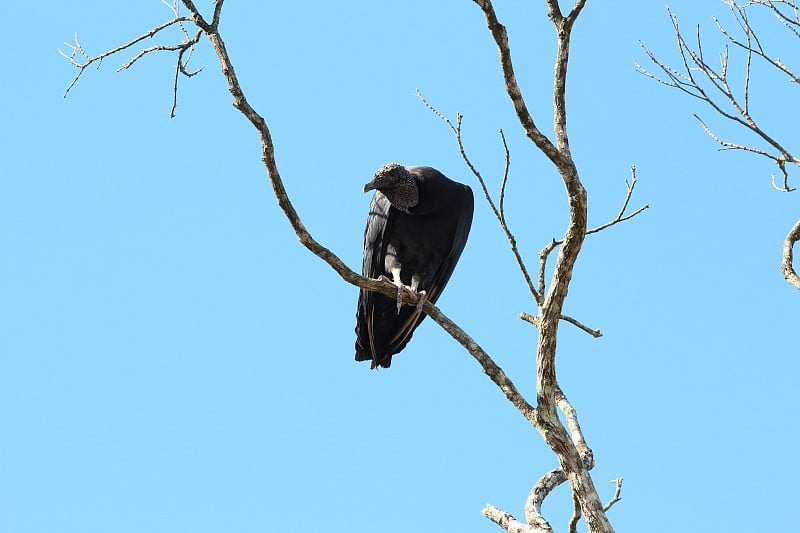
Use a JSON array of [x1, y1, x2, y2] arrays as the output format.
[[499, 128, 511, 226], [538, 240, 556, 299], [586, 167, 649, 237], [538, 167, 648, 295], [59, 1, 203, 118], [416, 90, 541, 305], [59, 16, 193, 98], [559, 314, 602, 337], [170, 29, 203, 117], [639, 4, 799, 195], [520, 312, 602, 338], [603, 478, 624, 512], [716, 7, 800, 82]]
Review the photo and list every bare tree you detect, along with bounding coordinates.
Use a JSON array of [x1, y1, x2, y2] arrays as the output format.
[[61, 1, 647, 531], [638, 0, 800, 289]]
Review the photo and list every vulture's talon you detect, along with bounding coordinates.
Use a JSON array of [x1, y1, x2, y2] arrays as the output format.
[[415, 289, 427, 311], [396, 285, 403, 314], [411, 289, 427, 322]]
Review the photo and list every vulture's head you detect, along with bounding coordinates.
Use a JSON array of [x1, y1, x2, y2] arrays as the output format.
[[363, 163, 419, 212]]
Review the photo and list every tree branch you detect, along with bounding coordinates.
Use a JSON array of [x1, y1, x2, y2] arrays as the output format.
[[603, 478, 624, 512], [483, 504, 549, 533], [638, 4, 799, 192], [715, 4, 800, 82], [522, 388, 603, 531], [58, 15, 193, 99], [499, 128, 512, 226], [472, 2, 616, 531], [782, 218, 800, 289], [416, 90, 541, 305], [520, 311, 602, 338], [538, 167, 647, 297], [568, 491, 582, 533], [471, 0, 566, 170], [640, 1, 800, 290], [571, 478, 623, 532], [585, 166, 649, 236]]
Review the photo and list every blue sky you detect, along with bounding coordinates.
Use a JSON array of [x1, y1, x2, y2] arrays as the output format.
[[1, 1, 798, 532]]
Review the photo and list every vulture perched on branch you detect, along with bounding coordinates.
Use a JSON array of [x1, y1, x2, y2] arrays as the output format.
[[355, 163, 474, 369]]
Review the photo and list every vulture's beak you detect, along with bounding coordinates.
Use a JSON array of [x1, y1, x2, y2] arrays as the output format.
[[363, 179, 378, 194]]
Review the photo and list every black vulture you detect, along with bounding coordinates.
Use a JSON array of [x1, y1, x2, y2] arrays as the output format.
[[354, 163, 474, 369]]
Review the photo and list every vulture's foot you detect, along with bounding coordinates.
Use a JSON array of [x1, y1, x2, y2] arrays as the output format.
[[400, 286, 427, 317], [376, 274, 404, 313], [375, 275, 426, 315], [410, 289, 427, 321]]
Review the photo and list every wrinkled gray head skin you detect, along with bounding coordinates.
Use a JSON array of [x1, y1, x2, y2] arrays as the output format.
[[363, 163, 419, 212]]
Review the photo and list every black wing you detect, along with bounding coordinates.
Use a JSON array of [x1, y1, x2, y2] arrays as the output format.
[[418, 184, 474, 307], [354, 192, 395, 367], [354, 183, 474, 369], [377, 184, 474, 366]]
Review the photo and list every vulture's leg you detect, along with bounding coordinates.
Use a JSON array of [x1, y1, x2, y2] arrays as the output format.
[[406, 275, 427, 321], [376, 272, 427, 315], [399, 276, 428, 318], [377, 272, 406, 313]]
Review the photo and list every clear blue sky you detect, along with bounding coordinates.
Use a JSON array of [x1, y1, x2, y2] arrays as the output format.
[[2, 1, 797, 532]]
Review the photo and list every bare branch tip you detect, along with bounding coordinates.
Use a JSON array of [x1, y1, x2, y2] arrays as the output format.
[[603, 477, 624, 512]]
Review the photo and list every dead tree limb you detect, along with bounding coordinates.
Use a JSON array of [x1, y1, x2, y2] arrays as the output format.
[[472, 1, 619, 531], [416, 90, 542, 306], [637, 4, 799, 190], [58, 3, 201, 118], [639, 1, 799, 289], [783, 218, 800, 288], [538, 166, 647, 299]]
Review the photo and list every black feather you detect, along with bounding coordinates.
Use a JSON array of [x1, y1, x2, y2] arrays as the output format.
[[355, 165, 474, 369]]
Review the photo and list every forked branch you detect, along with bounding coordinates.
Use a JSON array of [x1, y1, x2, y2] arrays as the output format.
[[59, 1, 201, 118], [416, 90, 541, 306], [538, 166, 647, 298], [639, 2, 799, 290], [637, 4, 799, 191], [472, 1, 619, 532]]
